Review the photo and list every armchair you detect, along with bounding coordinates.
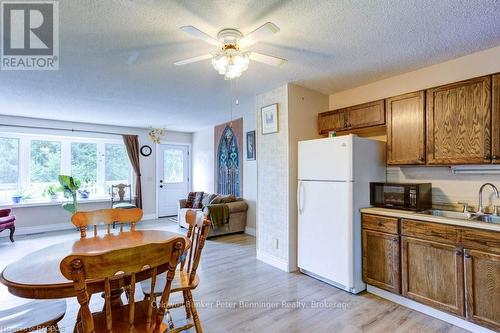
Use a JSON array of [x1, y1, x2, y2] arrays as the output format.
[[0, 208, 16, 242]]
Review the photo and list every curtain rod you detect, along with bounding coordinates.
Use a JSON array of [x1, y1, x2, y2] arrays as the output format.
[[0, 123, 138, 137]]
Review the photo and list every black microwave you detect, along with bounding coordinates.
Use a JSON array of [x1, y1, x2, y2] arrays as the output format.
[[370, 182, 432, 211]]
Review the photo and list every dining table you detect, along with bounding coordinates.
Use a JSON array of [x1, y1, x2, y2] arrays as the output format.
[[0, 230, 190, 306]]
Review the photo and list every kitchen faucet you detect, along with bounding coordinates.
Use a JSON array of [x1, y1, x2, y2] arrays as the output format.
[[477, 183, 500, 214]]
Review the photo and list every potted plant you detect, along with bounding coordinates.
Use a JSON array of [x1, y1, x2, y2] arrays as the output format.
[[58, 175, 81, 214], [43, 184, 62, 201], [11, 188, 31, 204], [78, 178, 93, 199]]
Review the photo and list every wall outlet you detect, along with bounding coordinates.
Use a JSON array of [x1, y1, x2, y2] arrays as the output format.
[[273, 238, 279, 249]]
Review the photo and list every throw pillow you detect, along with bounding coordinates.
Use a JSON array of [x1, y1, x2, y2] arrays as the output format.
[[209, 195, 222, 204], [186, 191, 204, 208], [192, 191, 204, 209], [219, 194, 237, 203], [202, 193, 217, 207]]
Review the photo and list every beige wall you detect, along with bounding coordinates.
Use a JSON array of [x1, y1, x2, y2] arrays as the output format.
[[329, 45, 500, 109], [191, 95, 257, 231], [328, 45, 500, 209], [0, 115, 191, 232]]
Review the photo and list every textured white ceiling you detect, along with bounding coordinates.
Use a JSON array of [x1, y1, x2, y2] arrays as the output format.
[[1, 0, 499, 132]]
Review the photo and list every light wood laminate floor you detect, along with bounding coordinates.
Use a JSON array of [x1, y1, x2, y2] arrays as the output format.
[[0, 219, 468, 333]]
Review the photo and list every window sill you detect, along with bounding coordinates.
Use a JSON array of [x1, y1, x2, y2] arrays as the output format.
[[0, 197, 112, 209]]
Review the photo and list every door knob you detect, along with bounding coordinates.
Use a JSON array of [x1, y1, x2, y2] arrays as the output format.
[[160, 185, 163, 188]]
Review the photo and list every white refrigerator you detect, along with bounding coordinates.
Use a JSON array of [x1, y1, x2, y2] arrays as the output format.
[[297, 134, 385, 294]]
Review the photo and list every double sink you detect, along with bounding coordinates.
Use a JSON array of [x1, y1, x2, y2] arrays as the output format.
[[419, 209, 500, 224]]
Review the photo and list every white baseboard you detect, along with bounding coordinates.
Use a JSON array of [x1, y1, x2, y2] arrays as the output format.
[[0, 213, 158, 238], [142, 213, 157, 221], [256, 250, 290, 272], [0, 222, 74, 237], [244, 226, 256, 236], [367, 285, 495, 333]]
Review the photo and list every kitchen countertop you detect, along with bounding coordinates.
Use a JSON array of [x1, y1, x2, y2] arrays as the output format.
[[360, 207, 500, 232]]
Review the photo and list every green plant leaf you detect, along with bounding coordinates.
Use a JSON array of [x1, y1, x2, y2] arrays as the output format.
[[62, 202, 76, 214]]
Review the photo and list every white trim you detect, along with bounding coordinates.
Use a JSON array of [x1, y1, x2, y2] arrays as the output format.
[[244, 226, 256, 236], [256, 250, 290, 272], [367, 285, 495, 333], [0, 212, 159, 238], [141, 213, 157, 221], [1, 197, 112, 209], [0, 222, 75, 237]]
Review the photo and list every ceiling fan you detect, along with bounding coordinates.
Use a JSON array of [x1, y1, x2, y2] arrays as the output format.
[[174, 22, 287, 80]]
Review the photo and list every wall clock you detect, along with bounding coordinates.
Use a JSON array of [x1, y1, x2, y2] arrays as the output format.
[[140, 145, 152, 157]]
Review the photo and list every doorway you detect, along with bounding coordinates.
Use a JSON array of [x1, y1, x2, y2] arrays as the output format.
[[157, 144, 190, 217]]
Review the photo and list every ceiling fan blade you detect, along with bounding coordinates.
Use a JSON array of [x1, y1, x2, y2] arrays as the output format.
[[249, 52, 287, 66], [174, 54, 212, 66], [180, 26, 221, 46], [239, 22, 280, 48]]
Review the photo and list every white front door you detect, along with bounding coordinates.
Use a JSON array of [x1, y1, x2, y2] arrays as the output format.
[[158, 144, 190, 217]]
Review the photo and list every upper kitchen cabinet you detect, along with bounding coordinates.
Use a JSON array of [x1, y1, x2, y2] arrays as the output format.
[[318, 109, 346, 135], [426, 76, 492, 165], [386, 91, 426, 165], [318, 100, 385, 135], [493, 74, 500, 164], [345, 100, 385, 129]]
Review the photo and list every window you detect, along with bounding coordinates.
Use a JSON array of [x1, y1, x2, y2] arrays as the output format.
[[0, 138, 19, 203], [30, 140, 61, 183], [0, 133, 132, 204], [164, 149, 184, 183]]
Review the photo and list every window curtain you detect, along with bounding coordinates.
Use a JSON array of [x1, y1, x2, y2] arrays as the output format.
[[122, 135, 142, 209]]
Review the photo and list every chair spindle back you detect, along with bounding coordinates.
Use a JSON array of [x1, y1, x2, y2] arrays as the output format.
[[181, 210, 211, 284], [60, 237, 186, 333], [71, 208, 143, 238]]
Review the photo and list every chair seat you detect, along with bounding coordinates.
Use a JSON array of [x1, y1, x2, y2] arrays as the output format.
[[0, 215, 15, 225], [75, 299, 166, 333], [0, 300, 66, 332], [112, 203, 136, 209], [141, 270, 200, 296]]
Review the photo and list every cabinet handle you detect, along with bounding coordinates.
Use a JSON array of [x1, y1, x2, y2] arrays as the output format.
[[493, 155, 498, 160], [455, 249, 462, 256], [464, 253, 471, 259]]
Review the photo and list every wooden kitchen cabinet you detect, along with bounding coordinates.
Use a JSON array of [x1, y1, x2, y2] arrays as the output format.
[[318, 100, 385, 135], [345, 100, 385, 129], [464, 249, 500, 331], [386, 91, 426, 165], [493, 73, 500, 164], [401, 236, 465, 316], [426, 76, 492, 164], [362, 229, 400, 293], [318, 109, 346, 134]]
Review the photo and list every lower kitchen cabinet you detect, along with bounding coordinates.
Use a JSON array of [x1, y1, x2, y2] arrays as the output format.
[[464, 249, 500, 331], [401, 236, 465, 316], [362, 229, 400, 293]]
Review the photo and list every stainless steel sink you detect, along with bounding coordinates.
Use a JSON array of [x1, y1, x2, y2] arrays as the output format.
[[471, 214, 500, 224], [418, 210, 473, 220]]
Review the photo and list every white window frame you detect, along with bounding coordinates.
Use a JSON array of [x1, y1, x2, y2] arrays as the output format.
[[0, 131, 133, 203]]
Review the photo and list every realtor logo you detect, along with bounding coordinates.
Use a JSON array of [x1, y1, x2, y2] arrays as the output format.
[[1, 1, 59, 70]]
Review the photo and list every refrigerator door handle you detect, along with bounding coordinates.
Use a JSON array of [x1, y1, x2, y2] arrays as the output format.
[[298, 181, 305, 215]]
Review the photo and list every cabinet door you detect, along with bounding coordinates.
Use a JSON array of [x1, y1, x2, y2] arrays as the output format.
[[401, 237, 465, 316], [464, 249, 500, 331], [386, 91, 425, 165], [346, 100, 385, 129], [493, 74, 500, 164], [318, 109, 346, 135], [426, 76, 491, 164], [362, 230, 400, 293]]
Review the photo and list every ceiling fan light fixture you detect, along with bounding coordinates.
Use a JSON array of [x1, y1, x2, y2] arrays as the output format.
[[212, 49, 249, 80]]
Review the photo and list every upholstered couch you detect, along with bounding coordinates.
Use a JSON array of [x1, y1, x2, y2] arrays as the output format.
[[178, 193, 248, 237]]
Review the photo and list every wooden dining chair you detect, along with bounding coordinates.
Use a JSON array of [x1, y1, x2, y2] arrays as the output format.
[[71, 208, 143, 238], [141, 209, 211, 333], [60, 236, 186, 333], [0, 300, 66, 333]]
